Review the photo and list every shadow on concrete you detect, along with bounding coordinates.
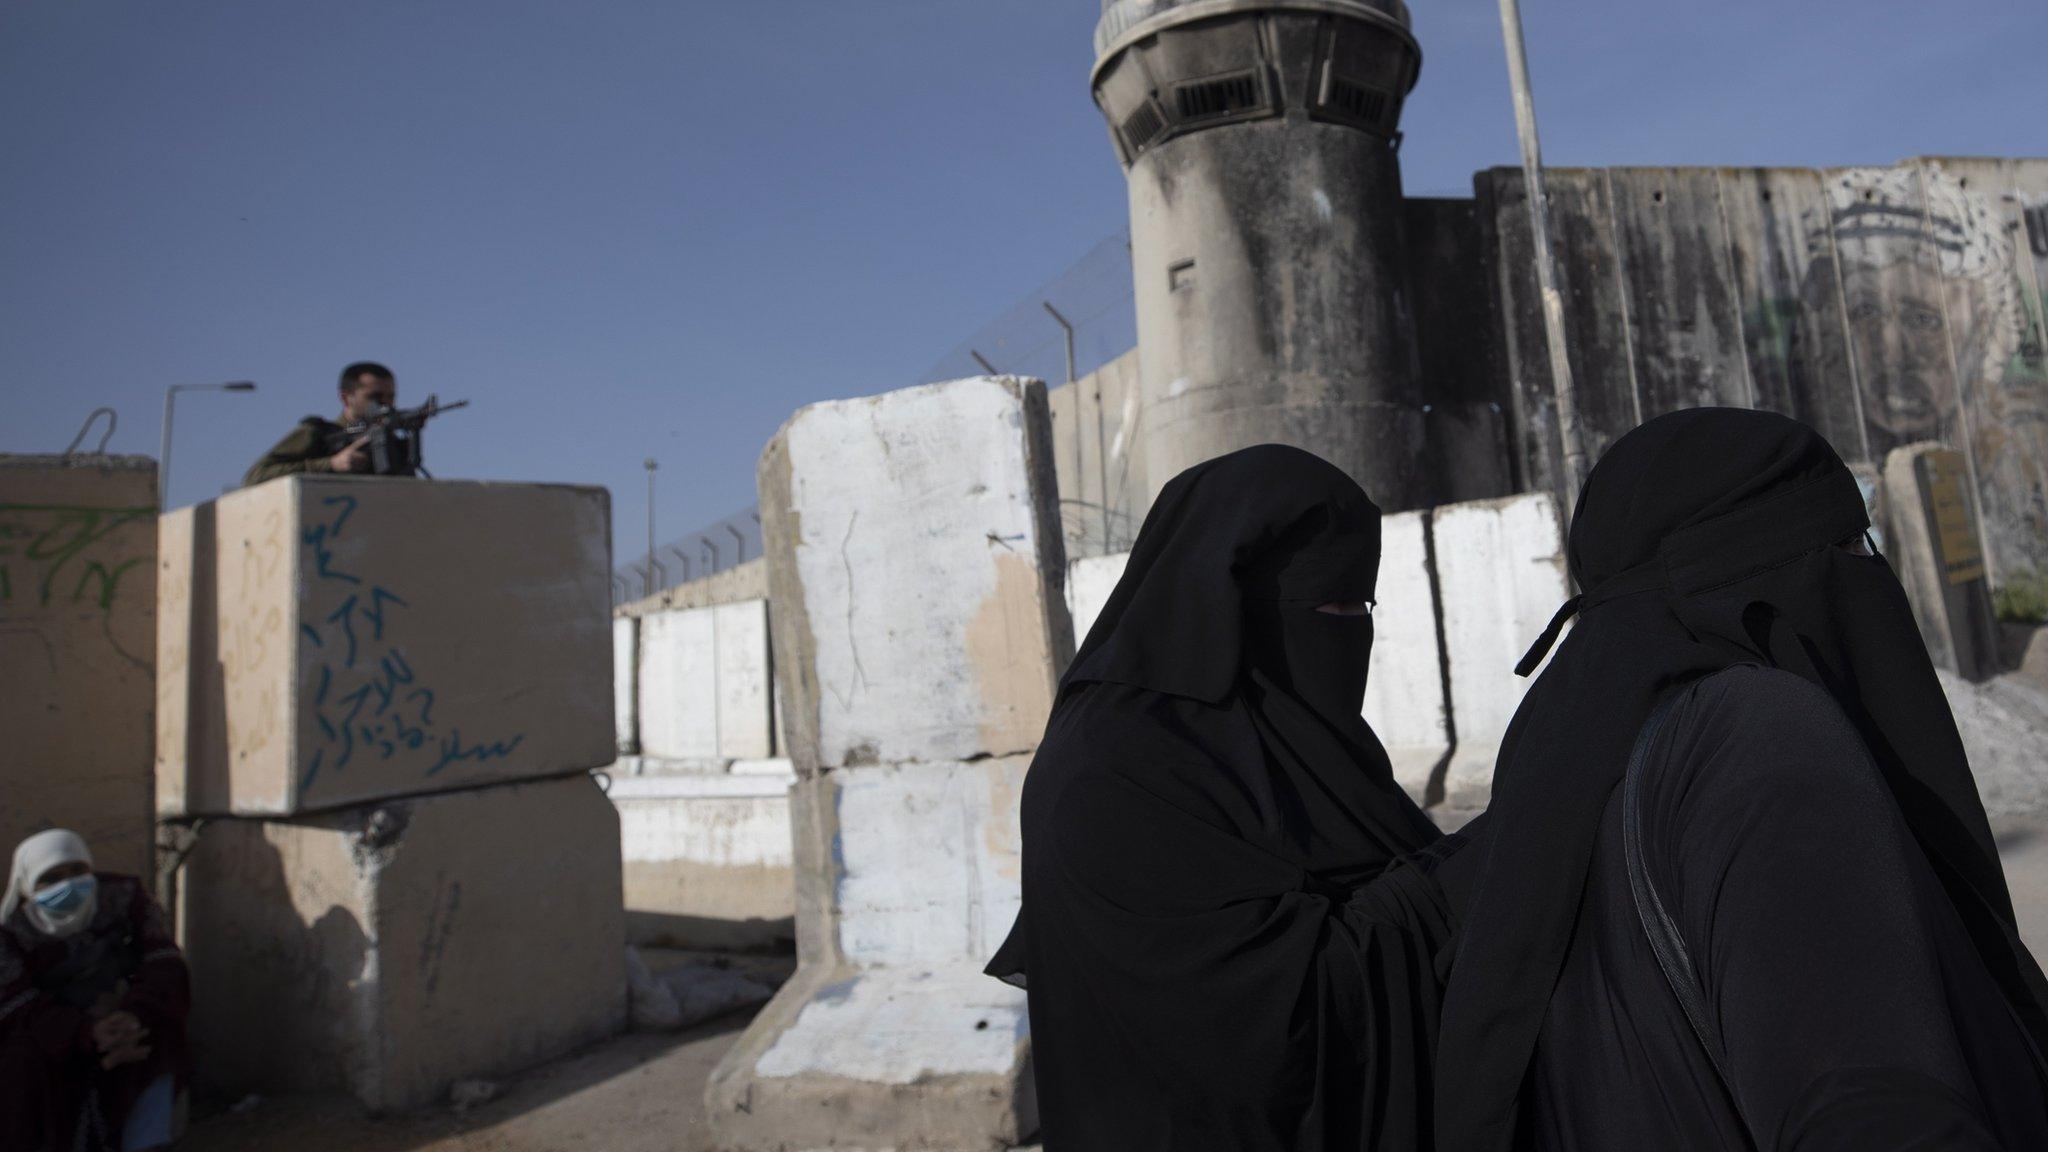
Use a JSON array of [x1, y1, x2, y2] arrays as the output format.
[[180, 817, 373, 1104], [178, 1008, 759, 1152], [626, 910, 795, 953]]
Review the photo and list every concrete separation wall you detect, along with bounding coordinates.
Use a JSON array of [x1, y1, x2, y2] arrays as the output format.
[[157, 476, 615, 816], [179, 773, 627, 1112], [0, 454, 157, 878], [1483, 158, 2048, 597]]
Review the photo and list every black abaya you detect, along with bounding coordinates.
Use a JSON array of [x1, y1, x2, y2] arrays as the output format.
[[1435, 408, 2048, 1151], [988, 444, 1456, 1151], [1526, 666, 2048, 1150]]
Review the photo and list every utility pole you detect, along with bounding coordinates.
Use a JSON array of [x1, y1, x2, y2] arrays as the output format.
[[643, 458, 659, 595], [160, 381, 257, 509], [1498, 0, 1585, 512]]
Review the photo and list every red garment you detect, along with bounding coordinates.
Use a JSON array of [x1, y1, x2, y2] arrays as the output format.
[[0, 873, 190, 1152]]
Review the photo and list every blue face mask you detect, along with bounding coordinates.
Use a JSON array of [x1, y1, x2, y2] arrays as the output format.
[[33, 874, 95, 915]]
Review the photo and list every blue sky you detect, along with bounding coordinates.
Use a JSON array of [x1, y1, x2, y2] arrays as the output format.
[[3, 0, 2043, 566]]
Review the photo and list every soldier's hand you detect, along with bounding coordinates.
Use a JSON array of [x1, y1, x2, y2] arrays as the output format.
[[329, 434, 372, 473]]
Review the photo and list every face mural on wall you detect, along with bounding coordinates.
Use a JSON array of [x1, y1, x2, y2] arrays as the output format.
[[1797, 164, 2048, 583]]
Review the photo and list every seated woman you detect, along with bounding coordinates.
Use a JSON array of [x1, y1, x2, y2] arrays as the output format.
[[1435, 409, 2048, 1151], [988, 444, 1465, 1151], [2, 829, 191, 1152]]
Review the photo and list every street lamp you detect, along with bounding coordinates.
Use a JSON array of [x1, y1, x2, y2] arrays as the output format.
[[159, 381, 257, 509], [643, 458, 659, 589]]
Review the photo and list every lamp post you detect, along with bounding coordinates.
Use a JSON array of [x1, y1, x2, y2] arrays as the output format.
[[643, 458, 659, 590], [159, 381, 257, 509]]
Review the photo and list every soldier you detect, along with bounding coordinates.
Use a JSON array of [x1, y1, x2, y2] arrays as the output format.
[[241, 361, 396, 485]]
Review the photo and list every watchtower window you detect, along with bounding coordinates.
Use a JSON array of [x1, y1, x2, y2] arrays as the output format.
[[1324, 76, 1388, 127], [1174, 72, 1263, 122], [1121, 102, 1168, 155]]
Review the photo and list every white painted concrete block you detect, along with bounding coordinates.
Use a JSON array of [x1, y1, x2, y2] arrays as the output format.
[[714, 600, 774, 760], [1067, 551, 1129, 648], [1364, 510, 1449, 805], [610, 771, 795, 867], [610, 768, 795, 951], [752, 965, 1027, 1084], [716, 377, 1062, 1148], [637, 606, 717, 760], [634, 599, 775, 762], [834, 758, 1026, 967], [614, 615, 638, 754], [758, 376, 1070, 772], [706, 755, 1037, 1149], [1431, 493, 1569, 811]]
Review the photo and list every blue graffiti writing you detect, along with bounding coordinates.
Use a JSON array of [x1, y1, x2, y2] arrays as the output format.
[[298, 497, 525, 797], [427, 730, 527, 777]]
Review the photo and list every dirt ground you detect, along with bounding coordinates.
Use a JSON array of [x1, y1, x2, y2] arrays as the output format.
[[181, 1014, 749, 1152], [178, 949, 789, 1152]]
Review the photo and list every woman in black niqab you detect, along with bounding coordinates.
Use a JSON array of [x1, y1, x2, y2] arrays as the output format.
[[986, 444, 1459, 1151], [1434, 408, 2048, 1150]]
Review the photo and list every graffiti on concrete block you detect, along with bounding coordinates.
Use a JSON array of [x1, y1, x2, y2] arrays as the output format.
[[0, 502, 153, 616], [297, 494, 525, 795]]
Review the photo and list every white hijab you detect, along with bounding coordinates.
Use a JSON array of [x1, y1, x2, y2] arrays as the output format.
[[3, 828, 95, 930]]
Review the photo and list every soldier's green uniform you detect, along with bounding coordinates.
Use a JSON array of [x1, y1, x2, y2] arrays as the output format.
[[242, 416, 344, 486]]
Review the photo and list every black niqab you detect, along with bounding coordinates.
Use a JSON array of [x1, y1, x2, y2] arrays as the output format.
[[1434, 408, 2048, 1150], [989, 444, 1451, 1150]]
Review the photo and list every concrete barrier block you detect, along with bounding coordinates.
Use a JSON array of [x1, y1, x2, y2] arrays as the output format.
[[614, 615, 639, 754], [637, 605, 717, 759], [1365, 510, 1450, 806], [156, 476, 614, 816], [1884, 443, 2001, 681], [716, 600, 774, 760], [706, 756, 1033, 1150], [610, 769, 795, 951], [708, 963, 1033, 1151], [179, 773, 627, 1112], [635, 599, 775, 762], [757, 376, 1072, 773], [0, 455, 157, 877], [1431, 493, 1569, 812]]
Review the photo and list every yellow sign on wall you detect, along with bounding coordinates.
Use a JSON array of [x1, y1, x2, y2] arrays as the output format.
[[1920, 450, 1986, 586]]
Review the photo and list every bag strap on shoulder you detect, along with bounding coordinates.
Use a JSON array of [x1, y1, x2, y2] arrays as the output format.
[[1623, 687, 1742, 1091]]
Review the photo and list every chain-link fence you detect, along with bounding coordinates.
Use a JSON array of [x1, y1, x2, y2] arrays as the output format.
[[614, 504, 763, 605], [920, 234, 1136, 389]]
